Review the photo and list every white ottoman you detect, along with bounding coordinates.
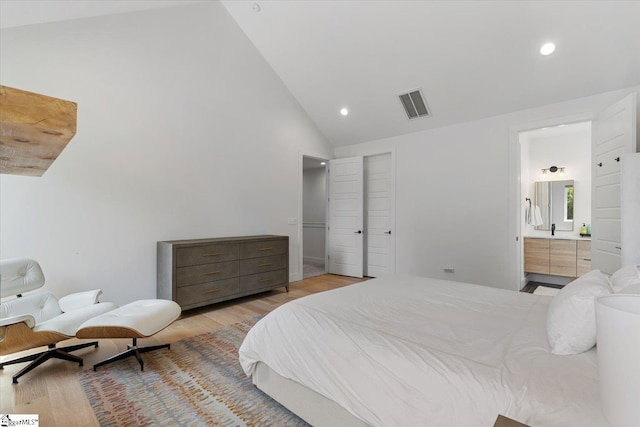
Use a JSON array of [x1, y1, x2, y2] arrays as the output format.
[[76, 299, 181, 371]]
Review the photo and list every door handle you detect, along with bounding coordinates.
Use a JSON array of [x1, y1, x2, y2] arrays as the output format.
[[354, 230, 362, 234], [384, 230, 392, 235]]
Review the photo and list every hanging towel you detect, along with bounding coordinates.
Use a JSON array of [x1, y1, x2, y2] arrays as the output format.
[[525, 204, 532, 224], [532, 205, 544, 226]]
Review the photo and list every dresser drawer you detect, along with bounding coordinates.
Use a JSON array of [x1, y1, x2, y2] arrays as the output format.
[[240, 240, 286, 259], [176, 260, 239, 287], [239, 269, 287, 293], [176, 278, 239, 307], [239, 254, 286, 276], [176, 243, 239, 267]]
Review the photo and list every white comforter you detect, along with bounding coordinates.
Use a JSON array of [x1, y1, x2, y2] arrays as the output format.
[[239, 275, 609, 427]]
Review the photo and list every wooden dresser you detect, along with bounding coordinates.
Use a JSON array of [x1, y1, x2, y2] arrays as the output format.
[[524, 237, 591, 278], [157, 235, 289, 310]]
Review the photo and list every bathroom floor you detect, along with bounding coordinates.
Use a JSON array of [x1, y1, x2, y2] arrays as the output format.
[[521, 281, 563, 294]]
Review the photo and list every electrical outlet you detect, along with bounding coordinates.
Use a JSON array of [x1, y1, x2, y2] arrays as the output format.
[[287, 218, 298, 225], [444, 266, 455, 273]]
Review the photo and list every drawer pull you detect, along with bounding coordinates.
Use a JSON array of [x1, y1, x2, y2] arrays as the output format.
[[203, 253, 220, 257], [259, 247, 273, 251], [259, 263, 272, 267], [259, 278, 272, 283], [203, 288, 220, 294], [203, 271, 221, 276]]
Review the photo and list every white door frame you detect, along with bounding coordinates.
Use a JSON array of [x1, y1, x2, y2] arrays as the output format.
[[296, 151, 332, 282], [508, 112, 593, 290]]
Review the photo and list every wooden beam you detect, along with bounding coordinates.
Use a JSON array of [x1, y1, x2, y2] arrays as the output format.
[[0, 85, 77, 177]]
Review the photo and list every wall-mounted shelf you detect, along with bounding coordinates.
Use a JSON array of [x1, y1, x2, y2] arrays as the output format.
[[0, 85, 77, 177]]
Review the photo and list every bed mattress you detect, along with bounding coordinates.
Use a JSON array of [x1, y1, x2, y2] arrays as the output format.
[[239, 275, 608, 427]]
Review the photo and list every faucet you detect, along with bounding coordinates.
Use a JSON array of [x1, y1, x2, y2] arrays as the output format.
[[551, 223, 555, 236]]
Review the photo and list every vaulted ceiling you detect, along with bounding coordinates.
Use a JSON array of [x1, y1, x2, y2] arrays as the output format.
[[2, 1, 640, 147]]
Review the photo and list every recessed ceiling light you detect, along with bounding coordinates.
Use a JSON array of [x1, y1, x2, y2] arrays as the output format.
[[320, 162, 326, 166], [340, 107, 349, 116], [540, 42, 556, 56]]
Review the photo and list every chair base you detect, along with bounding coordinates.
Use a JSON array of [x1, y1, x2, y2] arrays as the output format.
[[93, 338, 170, 372], [1, 341, 99, 384]]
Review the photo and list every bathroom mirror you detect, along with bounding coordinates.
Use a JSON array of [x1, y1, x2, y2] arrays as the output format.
[[534, 180, 574, 231]]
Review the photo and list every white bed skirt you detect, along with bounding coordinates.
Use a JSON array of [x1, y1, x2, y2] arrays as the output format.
[[253, 362, 369, 427]]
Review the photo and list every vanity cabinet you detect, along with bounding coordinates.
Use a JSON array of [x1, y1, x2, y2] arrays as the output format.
[[524, 238, 591, 278], [550, 239, 577, 277], [157, 235, 289, 310], [576, 240, 592, 277], [524, 238, 550, 274]]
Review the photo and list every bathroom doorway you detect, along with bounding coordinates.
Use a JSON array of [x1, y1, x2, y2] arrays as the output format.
[[518, 121, 592, 287]]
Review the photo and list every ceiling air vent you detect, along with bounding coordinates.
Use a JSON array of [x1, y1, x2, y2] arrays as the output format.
[[398, 89, 430, 119]]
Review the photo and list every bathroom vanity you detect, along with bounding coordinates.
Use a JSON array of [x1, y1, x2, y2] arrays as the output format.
[[524, 237, 591, 278]]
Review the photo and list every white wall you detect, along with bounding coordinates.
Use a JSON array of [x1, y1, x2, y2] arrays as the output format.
[[303, 167, 326, 263], [0, 2, 333, 305], [335, 85, 640, 290]]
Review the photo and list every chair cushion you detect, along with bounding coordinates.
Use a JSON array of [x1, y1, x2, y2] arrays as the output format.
[[0, 258, 46, 298], [0, 292, 63, 324], [35, 302, 118, 337], [58, 289, 104, 312]]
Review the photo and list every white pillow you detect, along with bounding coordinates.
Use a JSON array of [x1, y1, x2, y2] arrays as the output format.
[[547, 269, 612, 355], [616, 283, 640, 295], [610, 265, 640, 293]]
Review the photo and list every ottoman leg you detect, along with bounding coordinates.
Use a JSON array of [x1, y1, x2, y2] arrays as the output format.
[[93, 338, 171, 372]]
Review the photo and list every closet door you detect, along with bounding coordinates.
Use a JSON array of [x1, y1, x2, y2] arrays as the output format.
[[591, 93, 637, 274], [328, 157, 364, 278], [364, 153, 394, 277]]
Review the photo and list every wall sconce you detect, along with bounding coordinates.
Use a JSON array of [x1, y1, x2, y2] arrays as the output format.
[[541, 166, 565, 178]]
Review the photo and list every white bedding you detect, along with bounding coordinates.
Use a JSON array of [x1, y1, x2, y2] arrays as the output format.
[[239, 275, 609, 427]]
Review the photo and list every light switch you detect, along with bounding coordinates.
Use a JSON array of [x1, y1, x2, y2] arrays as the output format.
[[287, 218, 298, 225]]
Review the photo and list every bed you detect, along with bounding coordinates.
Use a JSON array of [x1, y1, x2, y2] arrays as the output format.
[[239, 274, 610, 427]]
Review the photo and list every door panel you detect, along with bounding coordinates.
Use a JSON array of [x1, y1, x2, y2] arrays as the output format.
[[594, 183, 620, 208], [592, 93, 636, 274], [364, 153, 394, 277], [328, 157, 364, 278], [595, 146, 624, 177]]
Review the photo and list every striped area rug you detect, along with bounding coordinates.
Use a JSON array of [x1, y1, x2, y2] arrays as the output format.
[[78, 316, 309, 426]]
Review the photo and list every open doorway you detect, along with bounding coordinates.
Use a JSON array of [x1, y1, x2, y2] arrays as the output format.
[[509, 93, 636, 291], [302, 155, 328, 278], [519, 121, 592, 289]]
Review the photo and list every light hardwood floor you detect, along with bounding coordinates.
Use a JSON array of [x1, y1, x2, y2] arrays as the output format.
[[0, 274, 365, 426]]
